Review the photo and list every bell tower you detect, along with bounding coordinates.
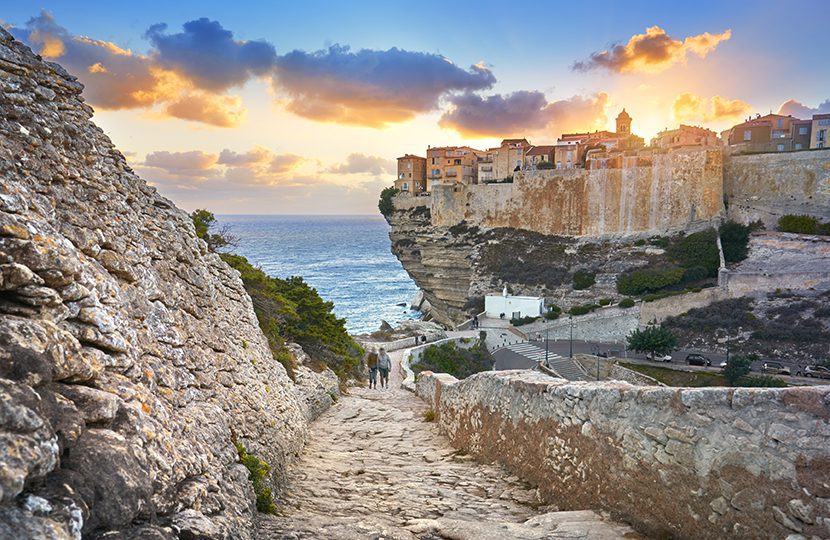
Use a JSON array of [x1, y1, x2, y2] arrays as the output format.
[[616, 109, 631, 134]]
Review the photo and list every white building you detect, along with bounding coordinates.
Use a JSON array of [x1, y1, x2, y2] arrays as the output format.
[[484, 288, 544, 319]]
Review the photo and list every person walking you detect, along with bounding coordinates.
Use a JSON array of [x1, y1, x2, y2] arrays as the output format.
[[377, 347, 392, 389], [473, 314, 479, 329], [367, 348, 379, 389]]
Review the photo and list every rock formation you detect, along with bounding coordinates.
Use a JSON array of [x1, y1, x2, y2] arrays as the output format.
[[0, 29, 332, 539]]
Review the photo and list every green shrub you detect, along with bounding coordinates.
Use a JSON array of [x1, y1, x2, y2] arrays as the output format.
[[618, 298, 635, 308], [569, 304, 599, 316], [682, 265, 709, 283], [411, 341, 493, 379], [536, 161, 555, 169], [719, 221, 751, 262], [572, 270, 596, 290], [378, 186, 399, 218], [722, 355, 753, 386], [778, 214, 821, 234], [634, 239, 647, 246], [511, 315, 539, 326], [598, 298, 612, 306], [422, 408, 436, 422], [235, 443, 277, 514], [617, 266, 685, 296], [649, 236, 670, 248], [626, 325, 676, 357], [668, 229, 719, 275], [740, 375, 787, 387]]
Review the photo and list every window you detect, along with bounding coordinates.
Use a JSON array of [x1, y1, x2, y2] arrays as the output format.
[[819, 119, 830, 126], [402, 183, 408, 191], [408, 173, 412, 178], [799, 126, 809, 135], [795, 143, 803, 150], [819, 129, 827, 142], [743, 130, 752, 141], [454, 159, 461, 165], [777, 119, 783, 128], [777, 144, 785, 152]]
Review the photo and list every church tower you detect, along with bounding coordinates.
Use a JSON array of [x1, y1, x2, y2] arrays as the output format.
[[616, 109, 631, 134]]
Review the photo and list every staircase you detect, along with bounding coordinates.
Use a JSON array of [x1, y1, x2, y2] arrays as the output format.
[[501, 342, 588, 381]]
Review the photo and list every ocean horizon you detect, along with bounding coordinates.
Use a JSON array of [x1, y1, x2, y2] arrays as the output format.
[[217, 214, 421, 335]]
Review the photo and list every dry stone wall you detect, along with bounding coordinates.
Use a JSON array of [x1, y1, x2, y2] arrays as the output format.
[[417, 370, 830, 539], [0, 29, 327, 539]]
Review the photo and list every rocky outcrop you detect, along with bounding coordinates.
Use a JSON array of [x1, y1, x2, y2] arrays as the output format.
[[0, 29, 328, 538], [417, 369, 830, 539], [389, 202, 665, 327]]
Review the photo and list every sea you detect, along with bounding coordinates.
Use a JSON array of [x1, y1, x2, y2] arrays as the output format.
[[217, 215, 421, 335]]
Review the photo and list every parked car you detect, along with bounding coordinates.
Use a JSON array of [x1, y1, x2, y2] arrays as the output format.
[[598, 349, 622, 358], [646, 352, 672, 362], [762, 362, 791, 376], [686, 353, 712, 367], [800, 365, 830, 379]]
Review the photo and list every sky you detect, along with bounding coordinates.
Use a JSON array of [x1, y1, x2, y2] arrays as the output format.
[[3, 1, 828, 214]]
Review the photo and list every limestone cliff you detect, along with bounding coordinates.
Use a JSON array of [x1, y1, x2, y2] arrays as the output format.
[[0, 29, 332, 539], [389, 201, 667, 327]]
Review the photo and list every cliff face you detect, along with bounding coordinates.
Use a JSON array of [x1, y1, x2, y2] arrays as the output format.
[[0, 29, 321, 539], [389, 199, 666, 327]]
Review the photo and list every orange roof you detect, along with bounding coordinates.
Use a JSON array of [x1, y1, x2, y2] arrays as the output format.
[[526, 145, 556, 155]]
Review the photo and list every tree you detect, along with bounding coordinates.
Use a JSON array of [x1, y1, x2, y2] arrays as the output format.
[[626, 325, 677, 358], [191, 209, 236, 252], [722, 354, 754, 386], [378, 186, 399, 219]]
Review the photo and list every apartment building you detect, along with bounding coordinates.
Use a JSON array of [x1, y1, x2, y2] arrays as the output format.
[[651, 125, 720, 149], [812, 114, 830, 149], [426, 145, 480, 186], [394, 154, 427, 193]]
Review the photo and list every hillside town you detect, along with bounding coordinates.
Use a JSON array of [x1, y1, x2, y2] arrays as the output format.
[[394, 109, 830, 194]]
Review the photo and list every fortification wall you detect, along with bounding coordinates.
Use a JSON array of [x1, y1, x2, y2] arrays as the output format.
[[724, 149, 830, 228], [417, 370, 830, 539], [431, 148, 723, 236]]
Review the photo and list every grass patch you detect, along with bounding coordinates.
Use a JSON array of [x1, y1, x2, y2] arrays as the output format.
[[619, 362, 728, 387], [235, 442, 277, 514], [422, 408, 435, 422]]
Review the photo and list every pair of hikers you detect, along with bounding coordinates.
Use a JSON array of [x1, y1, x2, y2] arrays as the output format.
[[366, 347, 391, 389]]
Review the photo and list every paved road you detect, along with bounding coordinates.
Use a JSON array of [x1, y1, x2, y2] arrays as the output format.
[[493, 340, 830, 386]]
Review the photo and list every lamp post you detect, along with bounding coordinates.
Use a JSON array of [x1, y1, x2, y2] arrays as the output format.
[[545, 325, 550, 367], [568, 315, 574, 359]]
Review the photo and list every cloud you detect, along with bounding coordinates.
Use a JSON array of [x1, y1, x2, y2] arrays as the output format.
[[144, 18, 276, 92], [10, 11, 245, 127], [268, 154, 304, 175], [439, 91, 608, 138], [217, 146, 273, 166], [326, 154, 395, 175], [777, 99, 830, 118], [672, 93, 752, 123], [272, 45, 496, 126], [573, 26, 731, 74], [165, 92, 246, 127], [143, 150, 218, 177]]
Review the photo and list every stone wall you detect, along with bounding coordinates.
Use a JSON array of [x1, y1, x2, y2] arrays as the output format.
[[0, 29, 323, 539], [417, 370, 830, 539], [724, 149, 830, 228], [638, 287, 727, 324], [431, 148, 724, 236]]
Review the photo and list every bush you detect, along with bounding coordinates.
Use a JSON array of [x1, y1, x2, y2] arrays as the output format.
[[626, 325, 677, 357], [668, 229, 719, 275], [664, 298, 754, 332], [537, 161, 555, 169], [511, 315, 539, 326], [235, 443, 277, 514], [740, 375, 787, 387], [598, 298, 612, 306], [572, 270, 596, 290], [492, 259, 567, 290], [619, 298, 636, 308], [191, 209, 236, 252], [719, 221, 751, 263], [545, 304, 562, 320], [220, 253, 363, 381], [411, 341, 493, 379], [649, 236, 670, 248], [778, 214, 830, 235], [682, 265, 709, 284], [422, 408, 436, 422], [617, 266, 685, 296], [722, 354, 753, 386], [634, 239, 647, 246], [569, 304, 599, 316], [378, 186, 399, 218]]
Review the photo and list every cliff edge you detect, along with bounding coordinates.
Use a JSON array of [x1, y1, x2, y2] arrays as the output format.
[[0, 29, 316, 539]]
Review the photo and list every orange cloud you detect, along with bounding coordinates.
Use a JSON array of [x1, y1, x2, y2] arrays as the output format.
[[573, 26, 731, 74], [11, 11, 246, 127], [672, 93, 751, 123]]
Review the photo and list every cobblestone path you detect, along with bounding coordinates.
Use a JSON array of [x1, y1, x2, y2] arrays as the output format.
[[257, 350, 641, 539]]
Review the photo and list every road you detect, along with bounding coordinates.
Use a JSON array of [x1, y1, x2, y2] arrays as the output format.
[[493, 339, 830, 386]]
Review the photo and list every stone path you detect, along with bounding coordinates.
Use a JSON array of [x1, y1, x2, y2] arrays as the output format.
[[257, 350, 641, 539]]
